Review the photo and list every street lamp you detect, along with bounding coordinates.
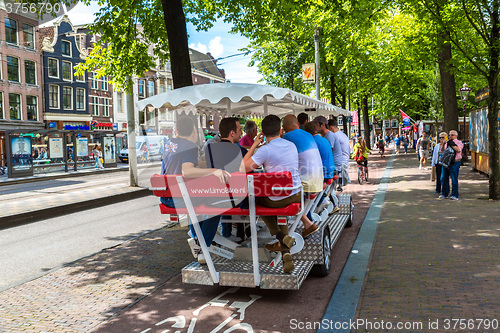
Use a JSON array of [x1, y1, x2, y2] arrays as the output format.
[[459, 83, 472, 140]]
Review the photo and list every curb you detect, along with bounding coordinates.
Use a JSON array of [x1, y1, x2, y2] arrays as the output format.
[[0, 167, 129, 187], [0, 187, 151, 230]]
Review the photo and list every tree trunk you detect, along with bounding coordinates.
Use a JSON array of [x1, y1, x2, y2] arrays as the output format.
[[362, 96, 371, 148], [437, 28, 459, 133], [330, 75, 336, 107], [161, 0, 192, 88], [487, 2, 500, 200]]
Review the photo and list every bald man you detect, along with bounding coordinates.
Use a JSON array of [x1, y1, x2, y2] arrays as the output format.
[[282, 114, 323, 239]]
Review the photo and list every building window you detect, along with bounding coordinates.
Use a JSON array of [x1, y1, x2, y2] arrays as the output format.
[[7, 56, 19, 82], [391, 120, 398, 128], [48, 58, 59, 78], [100, 76, 108, 91], [75, 69, 85, 82], [159, 79, 165, 94], [148, 80, 154, 96], [0, 92, 3, 119], [91, 96, 99, 116], [23, 24, 34, 48], [49, 85, 59, 108], [26, 95, 37, 121], [76, 88, 85, 110], [102, 98, 109, 117], [5, 18, 17, 44], [138, 79, 145, 97], [166, 61, 171, 72], [25, 60, 36, 85], [117, 92, 123, 113], [62, 61, 72, 81], [63, 87, 72, 109], [167, 79, 172, 91], [90, 72, 98, 89], [62, 41, 71, 56], [9, 93, 21, 120]]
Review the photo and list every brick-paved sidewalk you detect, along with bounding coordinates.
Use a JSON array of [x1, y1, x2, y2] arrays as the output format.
[[0, 226, 192, 332], [354, 153, 500, 332]]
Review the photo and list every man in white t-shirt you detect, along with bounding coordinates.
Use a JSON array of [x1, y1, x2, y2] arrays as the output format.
[[241, 114, 300, 273], [328, 118, 351, 186]]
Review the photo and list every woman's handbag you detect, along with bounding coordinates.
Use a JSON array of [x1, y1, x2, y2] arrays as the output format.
[[431, 166, 436, 181]]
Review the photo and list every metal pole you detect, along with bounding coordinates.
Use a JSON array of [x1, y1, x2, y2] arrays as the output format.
[[314, 29, 320, 101], [463, 104, 466, 140], [126, 76, 138, 187]]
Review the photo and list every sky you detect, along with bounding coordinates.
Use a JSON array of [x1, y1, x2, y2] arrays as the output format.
[[56, 1, 263, 84]]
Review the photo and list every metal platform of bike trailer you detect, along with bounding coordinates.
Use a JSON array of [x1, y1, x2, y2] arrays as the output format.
[[181, 193, 353, 290], [182, 258, 314, 290]]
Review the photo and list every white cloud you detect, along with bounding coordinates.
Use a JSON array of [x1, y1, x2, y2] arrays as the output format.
[[189, 37, 223, 58], [189, 42, 208, 54], [208, 37, 224, 58]]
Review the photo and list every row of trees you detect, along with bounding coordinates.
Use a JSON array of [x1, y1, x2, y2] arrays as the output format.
[[27, 0, 499, 199]]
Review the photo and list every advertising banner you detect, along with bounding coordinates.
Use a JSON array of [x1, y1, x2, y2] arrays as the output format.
[[49, 138, 64, 159], [77, 138, 88, 157], [11, 137, 32, 171], [302, 63, 315, 83], [103, 137, 116, 163], [350, 110, 359, 126]]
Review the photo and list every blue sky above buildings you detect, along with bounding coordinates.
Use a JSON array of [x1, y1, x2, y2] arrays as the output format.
[[56, 1, 262, 84]]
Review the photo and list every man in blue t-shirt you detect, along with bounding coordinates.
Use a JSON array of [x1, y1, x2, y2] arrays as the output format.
[[282, 114, 322, 240], [161, 116, 230, 264], [328, 118, 351, 186]]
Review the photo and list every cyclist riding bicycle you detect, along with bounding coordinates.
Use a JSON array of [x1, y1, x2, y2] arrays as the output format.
[[352, 136, 370, 170], [377, 135, 385, 156]]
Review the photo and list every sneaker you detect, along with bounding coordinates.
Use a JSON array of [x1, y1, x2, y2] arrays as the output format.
[[434, 191, 441, 195], [265, 241, 284, 252], [315, 198, 331, 213], [196, 250, 207, 264], [187, 238, 201, 259], [280, 235, 295, 250], [419, 165, 422, 169], [437, 195, 446, 199], [450, 196, 459, 201], [302, 224, 319, 239], [225, 235, 242, 243], [283, 253, 294, 273]]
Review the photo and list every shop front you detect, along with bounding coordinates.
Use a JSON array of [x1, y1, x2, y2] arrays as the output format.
[[4, 129, 119, 178]]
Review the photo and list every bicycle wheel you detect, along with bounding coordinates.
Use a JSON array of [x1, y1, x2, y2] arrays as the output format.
[[365, 166, 369, 181], [357, 167, 363, 184]]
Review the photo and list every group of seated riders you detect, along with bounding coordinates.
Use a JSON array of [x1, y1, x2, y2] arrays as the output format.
[[160, 113, 351, 273]]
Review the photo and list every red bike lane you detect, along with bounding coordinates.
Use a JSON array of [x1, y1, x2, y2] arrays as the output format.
[[95, 150, 392, 333]]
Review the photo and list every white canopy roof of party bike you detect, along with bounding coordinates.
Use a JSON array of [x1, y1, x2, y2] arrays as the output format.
[[136, 82, 350, 117]]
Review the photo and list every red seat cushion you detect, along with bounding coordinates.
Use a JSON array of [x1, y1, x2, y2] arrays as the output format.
[[159, 203, 301, 216], [326, 178, 333, 185], [332, 175, 339, 181]]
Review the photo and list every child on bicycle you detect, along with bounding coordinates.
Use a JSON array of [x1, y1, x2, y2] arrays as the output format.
[[352, 136, 370, 168]]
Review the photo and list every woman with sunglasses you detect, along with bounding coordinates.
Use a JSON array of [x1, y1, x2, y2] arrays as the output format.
[[432, 132, 448, 195]]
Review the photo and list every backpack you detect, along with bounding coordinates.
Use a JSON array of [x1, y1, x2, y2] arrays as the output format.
[[438, 147, 456, 168], [354, 149, 364, 162]]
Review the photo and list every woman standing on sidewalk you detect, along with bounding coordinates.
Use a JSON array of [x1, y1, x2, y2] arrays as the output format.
[[93, 145, 104, 169], [432, 132, 447, 195]]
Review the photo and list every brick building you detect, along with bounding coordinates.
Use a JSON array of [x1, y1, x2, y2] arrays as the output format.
[[0, 2, 43, 166]]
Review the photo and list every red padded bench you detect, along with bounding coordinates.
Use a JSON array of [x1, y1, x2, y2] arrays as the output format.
[[150, 171, 303, 217]]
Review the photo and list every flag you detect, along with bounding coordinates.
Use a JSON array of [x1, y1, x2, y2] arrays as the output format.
[[399, 109, 412, 127], [351, 110, 359, 126]]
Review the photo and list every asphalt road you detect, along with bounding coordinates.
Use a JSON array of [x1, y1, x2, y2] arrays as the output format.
[[0, 195, 167, 291]]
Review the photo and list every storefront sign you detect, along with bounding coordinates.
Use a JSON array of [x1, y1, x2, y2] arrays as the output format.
[[48, 122, 57, 128], [113, 123, 118, 131], [77, 138, 88, 157], [122, 122, 127, 129], [64, 125, 90, 130], [97, 123, 113, 128], [49, 138, 64, 159], [475, 87, 489, 103]]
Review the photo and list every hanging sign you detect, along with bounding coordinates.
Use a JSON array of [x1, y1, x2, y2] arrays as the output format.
[[302, 63, 315, 83]]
